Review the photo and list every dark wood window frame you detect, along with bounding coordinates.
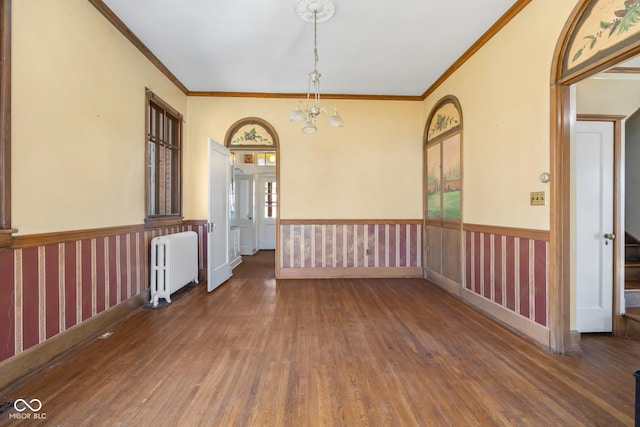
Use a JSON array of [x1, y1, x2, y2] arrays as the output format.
[[145, 90, 183, 228], [0, 0, 12, 248]]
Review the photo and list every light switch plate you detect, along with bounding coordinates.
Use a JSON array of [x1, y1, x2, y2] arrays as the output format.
[[530, 191, 545, 206]]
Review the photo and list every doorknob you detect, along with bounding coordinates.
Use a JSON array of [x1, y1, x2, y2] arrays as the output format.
[[604, 233, 615, 245]]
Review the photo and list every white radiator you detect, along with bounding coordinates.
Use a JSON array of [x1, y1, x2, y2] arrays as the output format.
[[150, 231, 199, 307]]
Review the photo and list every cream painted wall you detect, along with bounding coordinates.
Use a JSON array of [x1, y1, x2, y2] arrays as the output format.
[[12, 0, 187, 235], [185, 97, 423, 220], [421, 0, 582, 330], [423, 0, 580, 231]]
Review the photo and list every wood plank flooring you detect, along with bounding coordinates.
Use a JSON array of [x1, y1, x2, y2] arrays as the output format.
[[1, 250, 639, 426]]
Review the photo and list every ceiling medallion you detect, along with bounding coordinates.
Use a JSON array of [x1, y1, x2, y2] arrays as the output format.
[[295, 0, 335, 23]]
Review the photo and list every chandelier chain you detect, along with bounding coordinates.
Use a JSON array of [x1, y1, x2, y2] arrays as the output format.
[[313, 12, 319, 68], [289, 0, 343, 133]]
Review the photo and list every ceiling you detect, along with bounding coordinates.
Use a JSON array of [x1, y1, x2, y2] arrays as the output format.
[[575, 55, 640, 117], [100, 0, 521, 97]]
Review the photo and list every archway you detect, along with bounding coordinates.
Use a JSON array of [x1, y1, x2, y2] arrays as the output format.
[[551, 0, 640, 353], [224, 117, 281, 276]]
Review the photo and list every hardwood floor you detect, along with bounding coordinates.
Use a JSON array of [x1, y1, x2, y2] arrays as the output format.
[[1, 250, 638, 426]]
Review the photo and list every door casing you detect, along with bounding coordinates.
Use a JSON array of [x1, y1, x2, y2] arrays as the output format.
[[574, 118, 618, 333]]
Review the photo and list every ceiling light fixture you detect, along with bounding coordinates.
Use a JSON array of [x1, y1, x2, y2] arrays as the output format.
[[289, 0, 343, 134]]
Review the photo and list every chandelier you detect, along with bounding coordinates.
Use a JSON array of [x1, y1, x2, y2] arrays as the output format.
[[289, 0, 344, 134]]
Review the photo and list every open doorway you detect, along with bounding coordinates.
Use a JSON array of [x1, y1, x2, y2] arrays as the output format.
[[577, 66, 640, 331], [572, 68, 640, 336], [551, 0, 640, 353], [224, 117, 279, 276], [230, 151, 277, 254]]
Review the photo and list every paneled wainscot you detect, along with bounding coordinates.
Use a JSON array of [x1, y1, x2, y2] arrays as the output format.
[[279, 220, 422, 279]]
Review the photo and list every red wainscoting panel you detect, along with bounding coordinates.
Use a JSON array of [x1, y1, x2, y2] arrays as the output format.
[[280, 222, 422, 277], [96, 237, 106, 315], [473, 233, 481, 295], [118, 235, 128, 306], [108, 236, 118, 309], [81, 240, 92, 322], [519, 239, 530, 319], [493, 236, 503, 306], [465, 230, 549, 328], [465, 232, 472, 291], [64, 241, 77, 331], [534, 240, 548, 326], [44, 244, 60, 340], [505, 236, 516, 312], [483, 235, 491, 299], [0, 223, 207, 365], [21, 247, 39, 352], [0, 249, 15, 361]]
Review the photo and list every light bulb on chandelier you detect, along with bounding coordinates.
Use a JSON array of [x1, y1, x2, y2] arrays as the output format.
[[289, 0, 343, 134]]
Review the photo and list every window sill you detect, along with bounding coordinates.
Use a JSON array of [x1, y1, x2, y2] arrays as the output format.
[[144, 216, 184, 229]]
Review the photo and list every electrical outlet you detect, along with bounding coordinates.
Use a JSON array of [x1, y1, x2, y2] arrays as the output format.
[[530, 191, 545, 206]]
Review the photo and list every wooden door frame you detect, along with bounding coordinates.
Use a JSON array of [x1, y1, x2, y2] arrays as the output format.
[[550, 0, 638, 353]]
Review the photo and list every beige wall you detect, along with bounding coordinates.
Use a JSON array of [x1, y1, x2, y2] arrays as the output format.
[[185, 97, 424, 220], [12, 0, 582, 235], [12, 0, 187, 235], [8, 0, 598, 345], [423, 0, 580, 231], [421, 0, 580, 329]]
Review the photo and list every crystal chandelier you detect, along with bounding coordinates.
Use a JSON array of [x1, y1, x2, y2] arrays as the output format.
[[289, 0, 344, 134]]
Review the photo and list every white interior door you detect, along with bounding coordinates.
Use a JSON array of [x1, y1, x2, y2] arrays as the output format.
[[575, 120, 614, 333], [208, 139, 232, 291], [236, 174, 257, 255], [258, 175, 276, 250]]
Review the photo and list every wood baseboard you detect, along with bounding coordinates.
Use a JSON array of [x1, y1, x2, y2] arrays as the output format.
[[425, 270, 550, 348], [426, 269, 462, 297], [461, 289, 550, 349], [624, 314, 640, 340], [0, 292, 148, 390], [277, 267, 423, 279]]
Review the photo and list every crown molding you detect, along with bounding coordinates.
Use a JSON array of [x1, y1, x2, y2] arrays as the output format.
[[421, 0, 533, 100], [88, 0, 532, 102], [188, 91, 423, 101], [88, 0, 189, 95]]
